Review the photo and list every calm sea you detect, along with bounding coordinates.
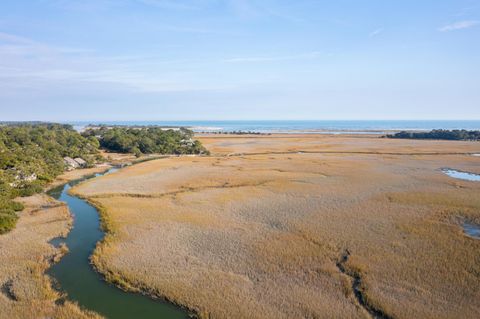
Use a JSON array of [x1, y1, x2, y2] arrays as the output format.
[[70, 120, 480, 134]]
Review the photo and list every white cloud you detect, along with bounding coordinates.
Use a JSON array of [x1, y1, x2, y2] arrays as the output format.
[[438, 20, 479, 32], [369, 28, 383, 38]]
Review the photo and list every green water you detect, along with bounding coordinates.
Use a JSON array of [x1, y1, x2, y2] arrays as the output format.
[[47, 169, 189, 319]]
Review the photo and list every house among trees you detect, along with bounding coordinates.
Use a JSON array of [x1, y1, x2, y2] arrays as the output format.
[[64, 157, 79, 170], [63, 157, 87, 170], [74, 157, 87, 168], [181, 138, 195, 146], [8, 170, 38, 187]]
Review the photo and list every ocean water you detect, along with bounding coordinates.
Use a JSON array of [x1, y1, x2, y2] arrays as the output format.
[[70, 120, 480, 134]]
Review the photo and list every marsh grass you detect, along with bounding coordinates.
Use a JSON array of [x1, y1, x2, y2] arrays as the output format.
[[72, 135, 480, 319]]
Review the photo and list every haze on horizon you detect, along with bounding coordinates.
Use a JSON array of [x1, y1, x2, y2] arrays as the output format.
[[0, 0, 479, 121]]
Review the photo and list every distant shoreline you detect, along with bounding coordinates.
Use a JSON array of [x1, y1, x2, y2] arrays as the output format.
[[3, 120, 480, 135], [69, 120, 480, 135]]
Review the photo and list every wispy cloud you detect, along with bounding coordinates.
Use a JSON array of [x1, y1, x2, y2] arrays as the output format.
[[52, 0, 205, 12], [0, 31, 36, 45], [224, 51, 323, 63], [369, 28, 383, 38], [226, 0, 301, 22], [438, 20, 479, 32], [454, 4, 480, 17], [0, 31, 229, 94], [135, 0, 199, 10], [46, 0, 122, 12]]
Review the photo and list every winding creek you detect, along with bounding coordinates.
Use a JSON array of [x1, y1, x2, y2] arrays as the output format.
[[47, 168, 189, 319]]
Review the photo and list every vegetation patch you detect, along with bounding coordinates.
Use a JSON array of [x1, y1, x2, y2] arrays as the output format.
[[0, 123, 100, 234], [386, 129, 480, 141]]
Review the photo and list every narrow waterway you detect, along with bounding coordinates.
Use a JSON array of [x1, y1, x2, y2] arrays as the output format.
[[47, 168, 189, 319]]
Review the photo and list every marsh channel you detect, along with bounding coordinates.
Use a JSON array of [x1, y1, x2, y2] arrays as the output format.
[[47, 168, 190, 319]]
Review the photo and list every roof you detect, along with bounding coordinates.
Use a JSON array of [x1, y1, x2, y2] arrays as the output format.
[[74, 157, 87, 165], [64, 157, 79, 167]]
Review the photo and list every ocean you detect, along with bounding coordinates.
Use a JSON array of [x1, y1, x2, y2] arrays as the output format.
[[70, 120, 480, 134]]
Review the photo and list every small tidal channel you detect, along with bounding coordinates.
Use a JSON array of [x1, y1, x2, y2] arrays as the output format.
[[463, 223, 480, 239], [47, 168, 189, 319], [440, 168, 480, 240], [442, 168, 480, 182]]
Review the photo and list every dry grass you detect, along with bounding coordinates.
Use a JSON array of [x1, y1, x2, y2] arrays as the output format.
[[198, 133, 480, 157], [73, 135, 480, 319], [0, 194, 101, 319]]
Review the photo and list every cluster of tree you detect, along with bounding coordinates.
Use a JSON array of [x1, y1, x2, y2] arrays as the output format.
[[200, 131, 270, 135], [386, 129, 480, 141], [82, 126, 209, 156], [0, 123, 100, 234]]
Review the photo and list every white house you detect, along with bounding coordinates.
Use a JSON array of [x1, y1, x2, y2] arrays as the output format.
[[74, 157, 87, 168], [64, 157, 79, 170]]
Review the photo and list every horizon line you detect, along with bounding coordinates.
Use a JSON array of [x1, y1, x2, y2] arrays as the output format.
[[3, 119, 480, 123]]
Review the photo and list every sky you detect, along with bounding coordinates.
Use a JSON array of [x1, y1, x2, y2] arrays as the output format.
[[0, 0, 479, 121]]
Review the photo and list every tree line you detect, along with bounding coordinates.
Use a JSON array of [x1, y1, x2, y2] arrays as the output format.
[[82, 126, 209, 156], [386, 129, 480, 141]]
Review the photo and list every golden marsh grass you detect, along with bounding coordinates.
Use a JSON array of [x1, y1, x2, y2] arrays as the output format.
[[72, 135, 480, 319]]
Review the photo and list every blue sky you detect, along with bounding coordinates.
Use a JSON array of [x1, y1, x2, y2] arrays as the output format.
[[0, 0, 479, 121]]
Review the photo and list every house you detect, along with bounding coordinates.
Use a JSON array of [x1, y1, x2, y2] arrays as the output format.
[[74, 157, 87, 168], [22, 173, 37, 182], [9, 171, 37, 187], [64, 157, 79, 170], [181, 138, 194, 146]]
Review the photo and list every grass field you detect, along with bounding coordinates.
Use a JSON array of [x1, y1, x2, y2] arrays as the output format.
[[71, 135, 480, 319]]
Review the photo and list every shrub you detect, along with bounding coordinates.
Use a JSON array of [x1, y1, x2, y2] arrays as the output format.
[[0, 211, 18, 234]]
